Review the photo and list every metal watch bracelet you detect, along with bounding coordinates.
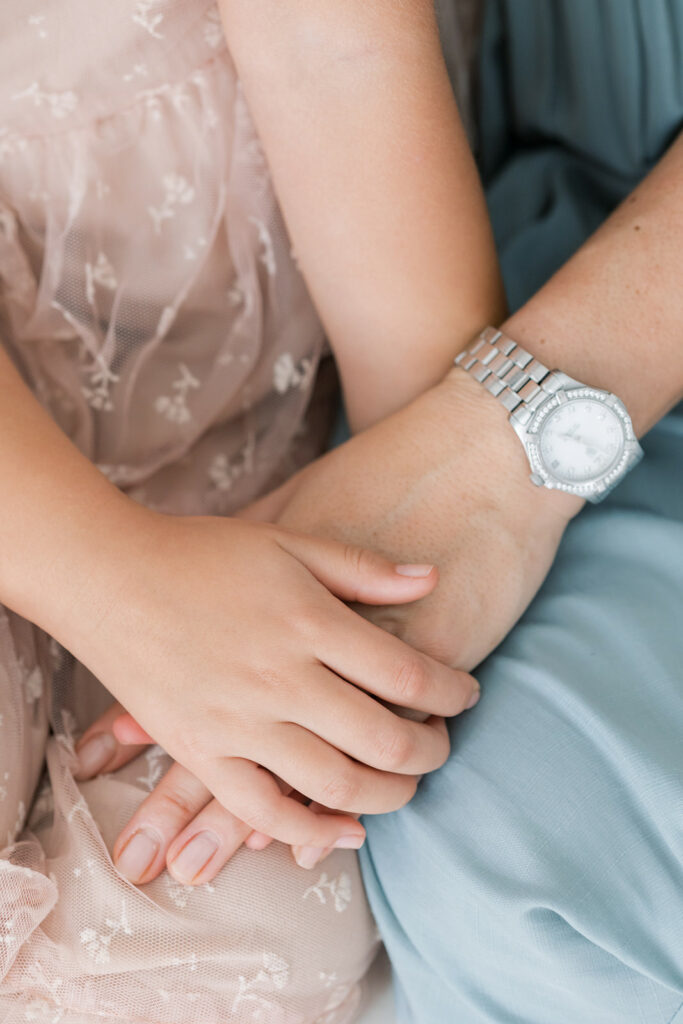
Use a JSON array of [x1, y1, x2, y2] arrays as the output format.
[[454, 326, 563, 429]]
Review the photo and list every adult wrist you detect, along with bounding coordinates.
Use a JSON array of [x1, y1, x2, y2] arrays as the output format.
[[498, 274, 683, 440], [436, 364, 585, 527]]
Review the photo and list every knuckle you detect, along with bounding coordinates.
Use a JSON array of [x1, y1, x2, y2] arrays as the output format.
[[392, 656, 429, 705], [431, 728, 451, 769], [154, 788, 198, 822], [244, 801, 276, 837], [344, 543, 372, 577], [180, 725, 217, 765], [292, 602, 326, 642], [253, 665, 287, 695], [399, 775, 419, 806], [319, 771, 360, 811], [375, 725, 416, 771], [454, 673, 477, 713], [379, 774, 419, 813]]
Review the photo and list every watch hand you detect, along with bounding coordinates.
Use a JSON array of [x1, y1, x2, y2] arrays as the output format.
[[559, 433, 609, 457]]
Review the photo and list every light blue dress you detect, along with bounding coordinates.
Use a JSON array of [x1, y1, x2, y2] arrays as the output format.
[[357, 2, 683, 1021]]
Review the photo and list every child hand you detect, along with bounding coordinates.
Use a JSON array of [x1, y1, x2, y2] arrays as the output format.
[[64, 513, 478, 851]]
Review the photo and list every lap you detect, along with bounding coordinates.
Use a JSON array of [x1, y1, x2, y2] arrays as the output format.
[[359, 409, 683, 1023], [0, 617, 378, 1024]]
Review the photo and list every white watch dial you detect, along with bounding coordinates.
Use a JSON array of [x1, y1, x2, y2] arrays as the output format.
[[538, 398, 626, 484]]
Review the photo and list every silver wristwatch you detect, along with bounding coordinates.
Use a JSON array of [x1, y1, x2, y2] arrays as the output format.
[[455, 326, 644, 503]]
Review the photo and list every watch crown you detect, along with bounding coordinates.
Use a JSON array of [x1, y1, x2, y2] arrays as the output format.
[[530, 472, 545, 487]]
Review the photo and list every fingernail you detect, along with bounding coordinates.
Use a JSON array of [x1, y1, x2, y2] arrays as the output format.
[[293, 845, 328, 870], [395, 564, 435, 578], [74, 733, 117, 779], [245, 831, 271, 851], [466, 681, 481, 709], [116, 828, 161, 882], [293, 832, 365, 868], [333, 834, 365, 850], [169, 831, 220, 884]]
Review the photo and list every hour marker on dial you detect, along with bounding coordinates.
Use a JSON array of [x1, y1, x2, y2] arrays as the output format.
[[539, 398, 625, 484]]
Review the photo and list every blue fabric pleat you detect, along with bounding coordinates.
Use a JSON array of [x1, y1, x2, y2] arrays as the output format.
[[478, 0, 683, 308]]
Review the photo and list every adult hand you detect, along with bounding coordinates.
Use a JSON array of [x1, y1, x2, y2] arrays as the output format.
[[80, 367, 580, 879], [272, 367, 582, 673], [75, 701, 338, 881]]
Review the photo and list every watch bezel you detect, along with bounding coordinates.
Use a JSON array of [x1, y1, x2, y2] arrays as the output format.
[[523, 386, 640, 498]]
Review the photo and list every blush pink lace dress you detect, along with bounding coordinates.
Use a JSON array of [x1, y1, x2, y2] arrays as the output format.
[[0, 3, 380, 1022]]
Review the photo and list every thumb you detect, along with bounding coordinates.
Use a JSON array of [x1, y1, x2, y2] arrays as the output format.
[[276, 530, 438, 605]]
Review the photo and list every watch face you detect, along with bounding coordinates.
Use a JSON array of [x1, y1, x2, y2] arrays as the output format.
[[538, 397, 626, 485]]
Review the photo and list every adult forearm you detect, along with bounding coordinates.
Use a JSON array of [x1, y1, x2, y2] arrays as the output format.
[[501, 133, 683, 437], [0, 345, 144, 639], [219, 0, 505, 431]]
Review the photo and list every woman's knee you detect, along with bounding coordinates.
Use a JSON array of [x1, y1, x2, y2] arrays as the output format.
[[360, 510, 683, 1019], [32, 746, 382, 1021]]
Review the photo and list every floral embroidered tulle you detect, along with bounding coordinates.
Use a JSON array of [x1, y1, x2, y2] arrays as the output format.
[[0, 0, 333, 513], [0, 3, 378, 1023]]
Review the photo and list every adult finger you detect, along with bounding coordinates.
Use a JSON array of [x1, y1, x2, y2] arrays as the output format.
[[165, 778, 307, 881], [112, 712, 156, 746], [73, 702, 149, 781], [291, 799, 362, 870], [244, 831, 274, 851], [166, 798, 264, 884], [112, 762, 216, 884]]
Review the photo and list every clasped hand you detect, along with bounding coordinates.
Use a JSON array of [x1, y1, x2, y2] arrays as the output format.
[[70, 505, 478, 878], [73, 371, 578, 882]]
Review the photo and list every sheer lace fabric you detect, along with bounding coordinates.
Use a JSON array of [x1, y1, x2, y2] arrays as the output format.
[[0, 628, 379, 1024], [0, 3, 377, 1022], [0, 0, 332, 513], [0, 2, 483, 1021]]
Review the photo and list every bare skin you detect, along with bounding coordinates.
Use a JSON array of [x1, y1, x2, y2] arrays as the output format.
[[217, 0, 506, 430], [82, 366, 574, 878], [69, 0, 506, 878], [85, 131, 683, 879], [0, 332, 485, 855], [1, 0, 497, 876]]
